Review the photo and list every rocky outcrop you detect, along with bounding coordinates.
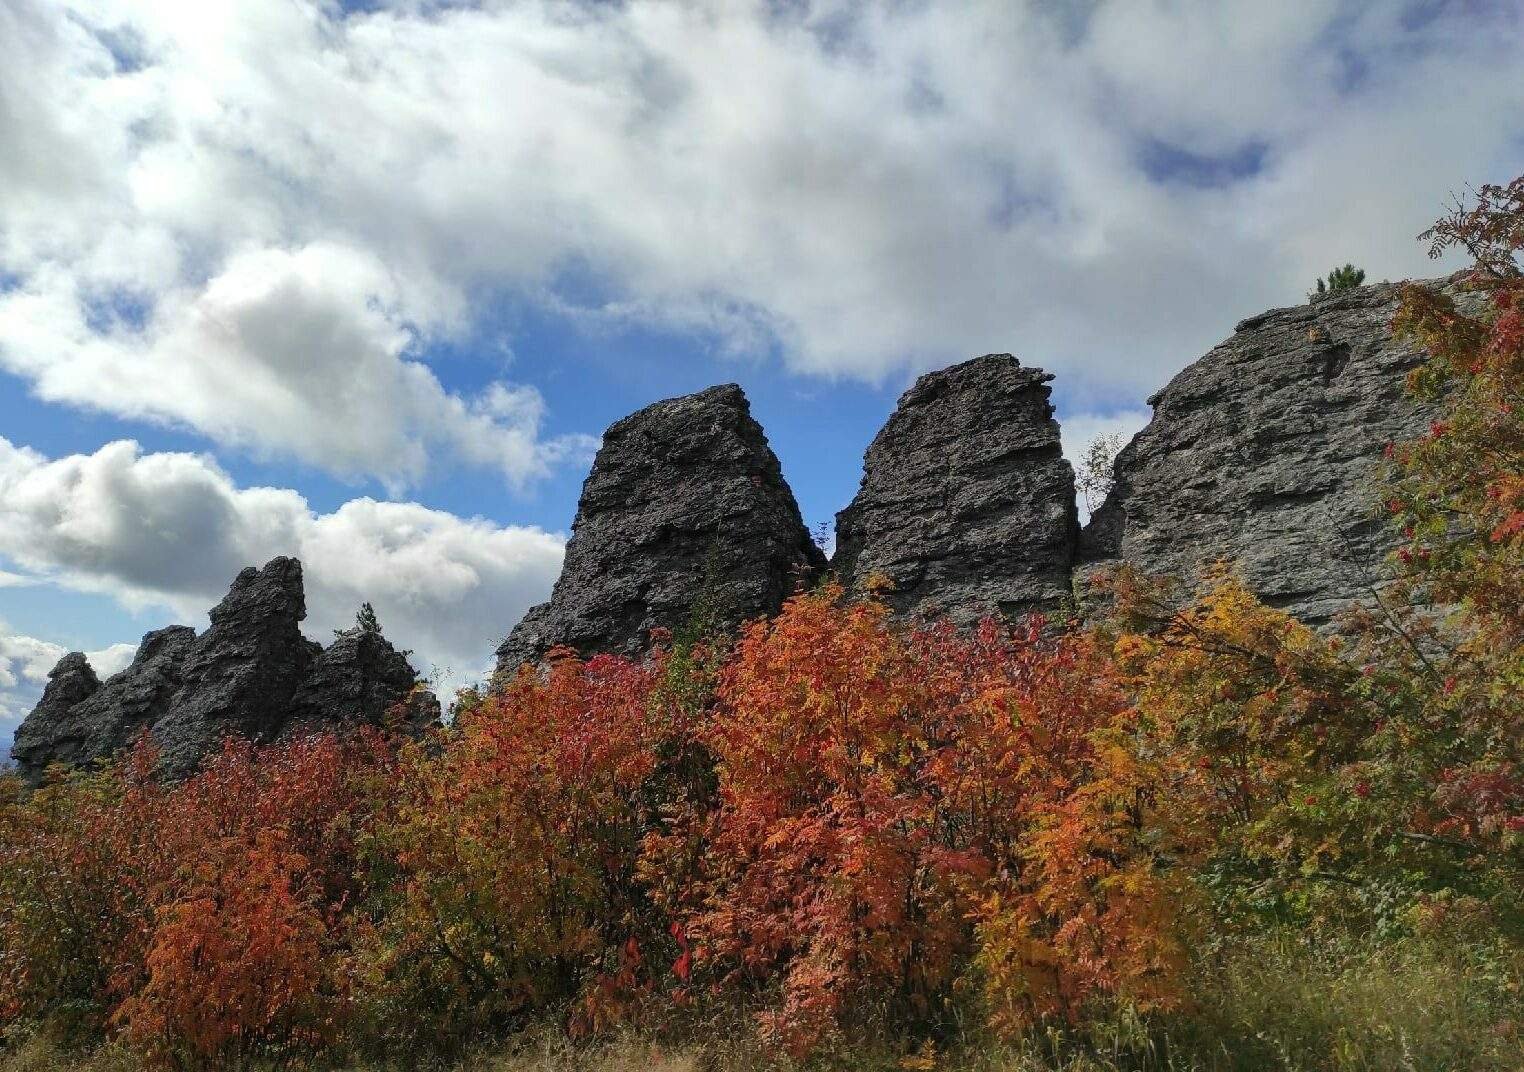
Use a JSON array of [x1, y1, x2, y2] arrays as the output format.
[[834, 354, 1078, 624], [9, 652, 104, 776], [1080, 279, 1454, 624], [288, 626, 439, 736], [496, 384, 826, 673], [13, 558, 428, 782], [9, 627, 196, 781], [150, 558, 320, 776]]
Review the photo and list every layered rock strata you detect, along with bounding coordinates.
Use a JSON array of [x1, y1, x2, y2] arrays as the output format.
[[496, 384, 826, 673], [1079, 280, 1451, 624], [833, 354, 1079, 624]]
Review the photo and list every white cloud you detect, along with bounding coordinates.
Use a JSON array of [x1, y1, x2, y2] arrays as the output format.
[[1, 0, 1519, 471], [0, 436, 566, 708]]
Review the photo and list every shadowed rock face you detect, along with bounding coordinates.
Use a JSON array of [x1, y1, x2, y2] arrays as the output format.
[[149, 558, 319, 776], [289, 627, 439, 736], [14, 558, 428, 782], [496, 383, 826, 673], [10, 627, 197, 781], [1079, 279, 1457, 625], [9, 652, 104, 776], [834, 354, 1078, 625]]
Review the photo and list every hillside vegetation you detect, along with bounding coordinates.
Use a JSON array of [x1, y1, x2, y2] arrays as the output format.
[[2, 183, 1521, 1072]]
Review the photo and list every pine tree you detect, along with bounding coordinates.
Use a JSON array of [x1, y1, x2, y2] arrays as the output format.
[[1310, 263, 1366, 299]]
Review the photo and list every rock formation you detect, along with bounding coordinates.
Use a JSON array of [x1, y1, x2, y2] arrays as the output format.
[[288, 625, 440, 736], [13, 558, 429, 782], [1080, 280, 1452, 624], [834, 354, 1078, 624], [9, 652, 105, 775], [150, 557, 321, 776], [11, 279, 1459, 779], [496, 384, 825, 673]]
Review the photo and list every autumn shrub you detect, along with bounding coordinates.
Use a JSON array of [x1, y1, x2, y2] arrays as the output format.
[[2, 174, 1520, 1066], [0, 732, 396, 1068], [113, 733, 395, 1067], [353, 651, 699, 1054], [0, 748, 165, 1043], [652, 588, 1193, 1055]]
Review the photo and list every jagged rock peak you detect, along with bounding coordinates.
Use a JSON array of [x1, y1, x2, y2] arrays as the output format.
[[13, 557, 428, 783], [1079, 277, 1464, 624], [496, 382, 826, 672], [10, 653, 102, 780], [150, 557, 318, 776], [11, 626, 198, 784], [833, 354, 1078, 624]]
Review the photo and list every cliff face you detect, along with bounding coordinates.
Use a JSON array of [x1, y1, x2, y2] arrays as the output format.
[[834, 355, 1078, 624], [500, 281, 1444, 667], [495, 384, 826, 673], [9, 652, 105, 774], [1079, 280, 1449, 624], [13, 558, 430, 782]]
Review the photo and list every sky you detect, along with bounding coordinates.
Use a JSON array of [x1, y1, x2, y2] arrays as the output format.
[[2, 0, 1522, 749]]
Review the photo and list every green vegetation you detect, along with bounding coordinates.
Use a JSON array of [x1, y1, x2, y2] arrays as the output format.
[[1310, 263, 1367, 299]]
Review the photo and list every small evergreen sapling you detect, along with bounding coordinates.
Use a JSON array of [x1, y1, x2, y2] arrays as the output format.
[[1310, 263, 1367, 299]]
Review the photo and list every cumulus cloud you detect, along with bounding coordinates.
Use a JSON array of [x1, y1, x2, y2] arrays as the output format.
[[0, 436, 566, 707], [1, 0, 1519, 471]]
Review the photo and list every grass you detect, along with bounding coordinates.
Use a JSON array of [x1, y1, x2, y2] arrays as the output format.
[[5, 928, 1520, 1072]]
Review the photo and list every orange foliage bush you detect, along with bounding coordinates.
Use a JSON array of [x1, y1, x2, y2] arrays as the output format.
[[660, 587, 1192, 1053], [0, 732, 395, 1067], [356, 651, 696, 1051]]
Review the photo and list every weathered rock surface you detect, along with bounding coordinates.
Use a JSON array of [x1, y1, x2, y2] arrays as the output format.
[[9, 652, 104, 778], [496, 384, 826, 672], [13, 558, 427, 782], [289, 626, 439, 736], [834, 354, 1078, 624], [10, 627, 197, 782], [1080, 279, 1456, 624], [150, 558, 318, 775]]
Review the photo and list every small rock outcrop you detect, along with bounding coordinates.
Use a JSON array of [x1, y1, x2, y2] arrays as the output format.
[[289, 626, 439, 736], [834, 354, 1078, 624], [9, 627, 197, 780], [1080, 280, 1452, 624], [496, 384, 826, 673], [9, 652, 103, 775], [13, 558, 428, 782]]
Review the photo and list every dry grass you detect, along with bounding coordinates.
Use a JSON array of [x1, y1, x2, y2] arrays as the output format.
[[5, 930, 1521, 1072]]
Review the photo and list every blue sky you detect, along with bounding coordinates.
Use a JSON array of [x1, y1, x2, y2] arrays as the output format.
[[2, 0, 1522, 747]]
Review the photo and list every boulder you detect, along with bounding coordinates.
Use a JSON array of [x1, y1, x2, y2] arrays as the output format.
[[496, 383, 825, 672], [834, 354, 1078, 624]]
